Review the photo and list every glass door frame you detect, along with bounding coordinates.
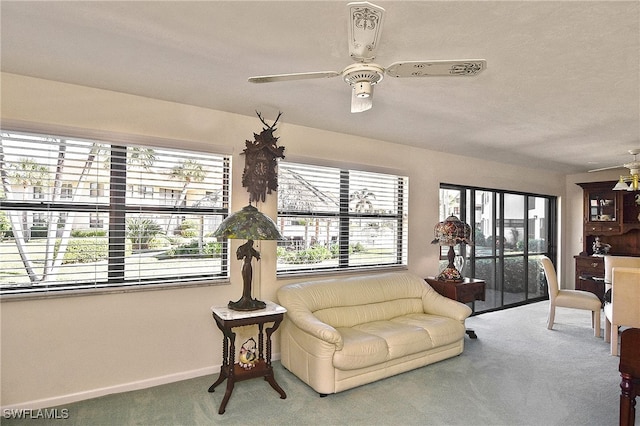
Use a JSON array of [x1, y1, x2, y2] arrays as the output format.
[[439, 183, 557, 314]]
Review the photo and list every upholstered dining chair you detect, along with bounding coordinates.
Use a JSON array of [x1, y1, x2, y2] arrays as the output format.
[[540, 256, 601, 337], [604, 255, 640, 293], [604, 267, 640, 356]]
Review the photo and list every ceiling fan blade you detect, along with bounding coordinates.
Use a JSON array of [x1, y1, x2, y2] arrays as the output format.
[[348, 2, 385, 62], [248, 71, 340, 83], [588, 165, 624, 173], [351, 85, 374, 113], [385, 60, 486, 78]]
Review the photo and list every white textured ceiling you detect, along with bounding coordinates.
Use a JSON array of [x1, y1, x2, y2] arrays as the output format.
[[1, 1, 639, 174]]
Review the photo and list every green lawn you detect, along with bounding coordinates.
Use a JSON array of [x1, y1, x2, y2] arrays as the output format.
[[0, 239, 221, 287]]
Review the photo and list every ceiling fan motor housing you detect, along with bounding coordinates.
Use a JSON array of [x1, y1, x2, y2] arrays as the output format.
[[342, 63, 384, 97]]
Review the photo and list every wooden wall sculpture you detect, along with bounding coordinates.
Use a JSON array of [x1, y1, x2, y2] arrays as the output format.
[[241, 111, 285, 203]]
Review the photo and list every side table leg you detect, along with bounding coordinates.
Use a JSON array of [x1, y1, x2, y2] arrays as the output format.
[[208, 324, 237, 415], [218, 380, 235, 415], [208, 326, 231, 393], [208, 371, 226, 393], [264, 319, 286, 399]]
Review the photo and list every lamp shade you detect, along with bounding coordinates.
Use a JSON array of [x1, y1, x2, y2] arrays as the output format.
[[214, 204, 283, 241], [613, 177, 630, 191], [430, 215, 473, 246], [430, 215, 472, 282]]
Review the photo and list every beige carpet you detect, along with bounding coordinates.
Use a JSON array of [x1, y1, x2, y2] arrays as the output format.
[[2, 301, 623, 425]]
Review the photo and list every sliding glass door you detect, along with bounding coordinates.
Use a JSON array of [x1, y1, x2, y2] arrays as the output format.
[[438, 185, 556, 313]]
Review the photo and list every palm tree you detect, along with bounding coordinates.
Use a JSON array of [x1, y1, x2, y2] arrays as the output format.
[[0, 153, 49, 282], [350, 189, 376, 213], [165, 159, 206, 234], [9, 158, 49, 241], [127, 147, 156, 170]]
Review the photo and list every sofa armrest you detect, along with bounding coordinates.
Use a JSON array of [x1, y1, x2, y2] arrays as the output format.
[[422, 284, 472, 321], [276, 286, 344, 349], [285, 309, 344, 350]]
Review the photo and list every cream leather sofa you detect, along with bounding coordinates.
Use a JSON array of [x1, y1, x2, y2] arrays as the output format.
[[276, 271, 472, 395]]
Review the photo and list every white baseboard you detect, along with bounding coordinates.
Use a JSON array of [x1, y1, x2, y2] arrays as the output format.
[[1, 365, 219, 411], [2, 352, 282, 411]]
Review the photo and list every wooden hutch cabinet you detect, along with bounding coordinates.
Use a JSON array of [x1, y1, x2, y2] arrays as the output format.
[[575, 181, 640, 301]]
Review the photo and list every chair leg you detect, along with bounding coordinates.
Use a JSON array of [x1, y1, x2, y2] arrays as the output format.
[[593, 310, 601, 338], [611, 324, 619, 356], [547, 303, 555, 330], [605, 318, 611, 343]]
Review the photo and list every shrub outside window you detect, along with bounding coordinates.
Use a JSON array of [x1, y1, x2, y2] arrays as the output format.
[[277, 162, 408, 274], [0, 130, 230, 296]]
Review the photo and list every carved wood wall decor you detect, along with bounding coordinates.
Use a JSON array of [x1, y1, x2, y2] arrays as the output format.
[[242, 111, 285, 203]]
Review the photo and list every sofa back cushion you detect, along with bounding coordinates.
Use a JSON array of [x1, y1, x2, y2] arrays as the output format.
[[314, 299, 424, 328], [278, 272, 427, 328]]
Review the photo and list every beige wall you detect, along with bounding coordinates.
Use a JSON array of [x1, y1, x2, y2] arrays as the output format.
[[0, 72, 583, 408]]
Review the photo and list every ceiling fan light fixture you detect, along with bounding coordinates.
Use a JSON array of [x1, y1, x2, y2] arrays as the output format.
[[354, 81, 372, 98], [613, 177, 630, 191]]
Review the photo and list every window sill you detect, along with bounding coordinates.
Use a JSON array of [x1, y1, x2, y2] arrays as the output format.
[[0, 278, 230, 302], [276, 265, 408, 282]]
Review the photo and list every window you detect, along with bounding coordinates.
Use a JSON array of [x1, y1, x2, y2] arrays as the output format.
[[33, 186, 44, 200], [61, 183, 72, 199], [0, 130, 230, 296], [89, 213, 104, 228], [438, 184, 556, 313], [277, 162, 407, 274], [89, 182, 104, 198], [160, 188, 181, 206]]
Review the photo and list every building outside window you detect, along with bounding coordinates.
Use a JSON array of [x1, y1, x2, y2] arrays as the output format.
[[438, 184, 556, 313], [0, 130, 230, 295], [89, 182, 104, 198], [61, 183, 73, 199], [32, 186, 44, 200], [277, 161, 407, 274]]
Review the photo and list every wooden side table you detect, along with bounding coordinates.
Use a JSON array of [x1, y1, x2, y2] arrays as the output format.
[[208, 301, 287, 414], [425, 277, 486, 339]]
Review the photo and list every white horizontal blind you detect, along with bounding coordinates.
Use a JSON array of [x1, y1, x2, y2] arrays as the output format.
[[277, 162, 408, 273], [0, 130, 230, 295]]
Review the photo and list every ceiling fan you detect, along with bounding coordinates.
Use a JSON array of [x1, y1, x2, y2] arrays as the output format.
[[589, 149, 640, 191], [248, 1, 486, 113], [588, 149, 640, 174]]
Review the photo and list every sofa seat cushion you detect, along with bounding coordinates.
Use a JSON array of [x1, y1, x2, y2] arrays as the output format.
[[333, 327, 390, 370], [355, 320, 433, 360], [392, 313, 466, 347], [331, 312, 468, 371], [333, 316, 444, 370]]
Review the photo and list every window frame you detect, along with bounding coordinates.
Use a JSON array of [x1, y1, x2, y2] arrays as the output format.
[[276, 161, 408, 275], [0, 129, 232, 298]]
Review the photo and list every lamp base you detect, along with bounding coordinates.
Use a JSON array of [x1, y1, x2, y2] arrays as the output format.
[[228, 296, 266, 311], [435, 266, 464, 282]]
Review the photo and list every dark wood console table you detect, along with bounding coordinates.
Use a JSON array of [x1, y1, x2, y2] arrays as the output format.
[[574, 255, 605, 303], [425, 277, 486, 339], [208, 301, 287, 414]]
